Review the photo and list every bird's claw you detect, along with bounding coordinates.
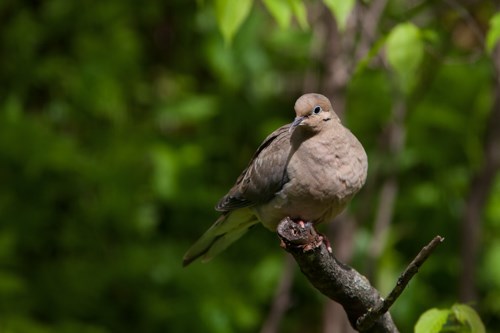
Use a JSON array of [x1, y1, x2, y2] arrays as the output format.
[[319, 234, 333, 253], [279, 239, 287, 249]]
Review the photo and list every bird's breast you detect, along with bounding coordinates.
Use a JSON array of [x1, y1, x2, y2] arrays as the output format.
[[255, 128, 367, 230]]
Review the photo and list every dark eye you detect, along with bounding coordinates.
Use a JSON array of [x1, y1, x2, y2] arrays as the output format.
[[313, 105, 321, 114]]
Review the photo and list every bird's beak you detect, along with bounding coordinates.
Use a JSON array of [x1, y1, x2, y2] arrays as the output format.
[[289, 116, 305, 133]]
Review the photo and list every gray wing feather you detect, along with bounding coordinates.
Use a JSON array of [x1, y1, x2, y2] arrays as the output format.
[[215, 124, 291, 211]]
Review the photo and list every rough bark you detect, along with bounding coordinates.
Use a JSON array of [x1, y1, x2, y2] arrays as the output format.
[[277, 218, 444, 333]]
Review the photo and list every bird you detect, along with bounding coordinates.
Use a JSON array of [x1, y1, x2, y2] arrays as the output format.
[[183, 93, 368, 266]]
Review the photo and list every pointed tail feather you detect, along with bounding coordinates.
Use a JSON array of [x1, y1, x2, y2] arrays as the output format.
[[183, 208, 258, 266]]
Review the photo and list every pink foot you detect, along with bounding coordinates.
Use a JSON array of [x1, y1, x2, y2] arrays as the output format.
[[316, 232, 333, 253], [323, 235, 333, 253]]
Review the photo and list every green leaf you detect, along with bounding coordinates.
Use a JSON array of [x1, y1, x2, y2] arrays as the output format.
[[486, 12, 500, 54], [386, 23, 424, 94], [151, 145, 178, 201], [421, 28, 439, 44], [452, 304, 486, 333], [480, 242, 500, 285], [414, 308, 450, 333], [156, 95, 218, 132], [250, 254, 284, 300], [288, 0, 309, 30], [354, 35, 387, 75], [262, 0, 292, 29], [215, 0, 254, 43], [323, 0, 355, 31]]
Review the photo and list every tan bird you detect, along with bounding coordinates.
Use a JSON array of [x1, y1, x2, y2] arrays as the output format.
[[183, 93, 368, 266]]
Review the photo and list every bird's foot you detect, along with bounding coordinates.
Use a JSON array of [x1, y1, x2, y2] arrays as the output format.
[[291, 219, 332, 253], [295, 219, 306, 228], [318, 233, 333, 253], [285, 218, 332, 252]]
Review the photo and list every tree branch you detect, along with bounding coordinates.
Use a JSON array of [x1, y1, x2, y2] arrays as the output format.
[[357, 235, 444, 331], [277, 218, 444, 333]]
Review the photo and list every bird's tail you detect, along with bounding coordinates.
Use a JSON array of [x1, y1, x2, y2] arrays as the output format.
[[182, 208, 258, 266]]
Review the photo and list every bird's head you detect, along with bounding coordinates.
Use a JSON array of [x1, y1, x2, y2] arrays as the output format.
[[290, 93, 339, 133]]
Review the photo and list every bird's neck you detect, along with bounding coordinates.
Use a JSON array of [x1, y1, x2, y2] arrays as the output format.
[[290, 127, 316, 149], [290, 122, 342, 146]]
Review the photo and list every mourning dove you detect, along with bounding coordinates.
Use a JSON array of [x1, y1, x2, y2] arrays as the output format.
[[183, 93, 368, 266]]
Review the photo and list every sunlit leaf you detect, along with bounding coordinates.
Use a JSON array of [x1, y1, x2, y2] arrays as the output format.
[[262, 0, 292, 29], [151, 145, 178, 201], [156, 95, 218, 130], [323, 0, 355, 31], [486, 12, 500, 54], [250, 254, 284, 300], [485, 176, 500, 227], [411, 182, 440, 207], [421, 28, 439, 44], [452, 304, 486, 333], [354, 36, 386, 75], [414, 308, 450, 333], [215, 0, 254, 43], [288, 0, 309, 30], [481, 239, 500, 288], [386, 22, 423, 94]]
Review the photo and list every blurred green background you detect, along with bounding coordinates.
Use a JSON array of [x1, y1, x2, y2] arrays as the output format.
[[1, 0, 500, 332]]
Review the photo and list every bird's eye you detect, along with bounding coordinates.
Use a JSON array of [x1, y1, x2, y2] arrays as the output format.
[[313, 105, 321, 114]]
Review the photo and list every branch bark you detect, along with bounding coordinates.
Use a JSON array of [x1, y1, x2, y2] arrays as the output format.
[[357, 235, 444, 331], [277, 218, 444, 333]]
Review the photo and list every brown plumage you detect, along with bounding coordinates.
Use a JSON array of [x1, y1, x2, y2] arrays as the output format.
[[183, 93, 368, 266]]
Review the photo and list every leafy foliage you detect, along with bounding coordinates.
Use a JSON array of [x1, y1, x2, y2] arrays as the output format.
[[414, 308, 449, 333], [385, 23, 424, 94], [215, 0, 254, 43], [262, 0, 293, 29], [415, 304, 485, 333], [323, 0, 355, 31], [486, 12, 500, 53]]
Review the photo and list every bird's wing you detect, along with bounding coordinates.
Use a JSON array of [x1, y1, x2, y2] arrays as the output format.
[[182, 208, 259, 266], [215, 124, 292, 211]]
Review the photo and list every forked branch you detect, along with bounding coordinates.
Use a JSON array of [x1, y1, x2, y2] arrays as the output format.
[[277, 217, 444, 333]]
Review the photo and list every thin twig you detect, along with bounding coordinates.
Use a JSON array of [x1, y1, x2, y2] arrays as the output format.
[[366, 95, 407, 279], [357, 236, 445, 331], [354, 0, 388, 62], [444, 0, 485, 46]]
